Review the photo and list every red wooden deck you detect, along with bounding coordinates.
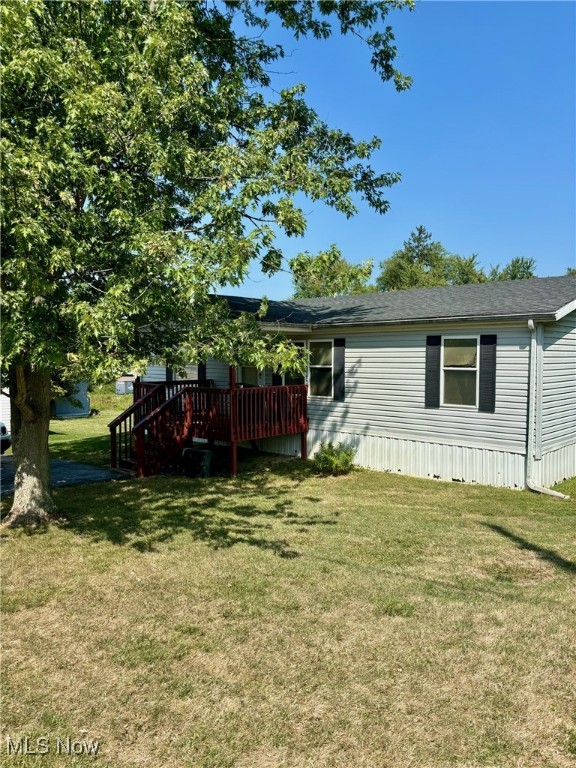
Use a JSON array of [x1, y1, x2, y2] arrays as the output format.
[[109, 380, 308, 477]]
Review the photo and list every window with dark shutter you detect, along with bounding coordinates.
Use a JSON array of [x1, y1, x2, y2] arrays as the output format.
[[425, 334, 497, 411], [309, 341, 333, 397]]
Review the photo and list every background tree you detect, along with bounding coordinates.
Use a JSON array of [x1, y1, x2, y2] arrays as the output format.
[[375, 226, 469, 290], [487, 257, 537, 281], [567, 267, 576, 276], [1, 0, 414, 525], [376, 226, 537, 291], [290, 246, 375, 298]]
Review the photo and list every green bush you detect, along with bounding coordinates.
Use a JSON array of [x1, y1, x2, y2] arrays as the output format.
[[312, 442, 356, 476]]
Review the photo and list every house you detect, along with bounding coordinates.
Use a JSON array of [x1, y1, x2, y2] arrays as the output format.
[[115, 375, 136, 395], [118, 275, 575, 491]]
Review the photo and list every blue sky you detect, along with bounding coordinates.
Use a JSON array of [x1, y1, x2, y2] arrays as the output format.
[[224, 1, 575, 300]]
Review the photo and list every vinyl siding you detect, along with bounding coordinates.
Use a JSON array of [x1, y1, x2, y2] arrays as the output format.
[[252, 322, 530, 488], [305, 322, 530, 453], [142, 364, 200, 382], [541, 312, 576, 452], [206, 358, 231, 388], [142, 364, 168, 382]]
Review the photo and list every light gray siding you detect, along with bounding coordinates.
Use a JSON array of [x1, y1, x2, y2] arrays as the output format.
[[541, 312, 576, 451], [206, 358, 231, 388], [306, 321, 530, 453], [142, 363, 199, 382], [252, 321, 532, 488], [142, 364, 168, 382]]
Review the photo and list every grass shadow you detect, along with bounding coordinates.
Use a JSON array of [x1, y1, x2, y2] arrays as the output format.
[[52, 458, 337, 557], [482, 522, 576, 575]]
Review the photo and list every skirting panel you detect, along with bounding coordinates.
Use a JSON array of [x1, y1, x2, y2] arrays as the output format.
[[533, 442, 576, 488], [257, 429, 527, 489]]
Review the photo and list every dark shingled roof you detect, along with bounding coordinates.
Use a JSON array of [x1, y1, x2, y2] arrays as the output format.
[[222, 275, 576, 328]]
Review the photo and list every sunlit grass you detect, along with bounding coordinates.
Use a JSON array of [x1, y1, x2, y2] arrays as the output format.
[[2, 412, 575, 767]]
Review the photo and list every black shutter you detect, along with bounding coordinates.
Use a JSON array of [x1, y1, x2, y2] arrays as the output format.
[[165, 366, 174, 382], [479, 335, 497, 413], [272, 370, 282, 386], [333, 338, 345, 401], [425, 336, 441, 408], [197, 362, 207, 381]]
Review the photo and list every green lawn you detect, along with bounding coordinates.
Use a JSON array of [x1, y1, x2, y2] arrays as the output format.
[[2, 413, 575, 767]]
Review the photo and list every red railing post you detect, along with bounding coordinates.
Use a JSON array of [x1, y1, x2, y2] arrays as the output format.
[[300, 431, 308, 460], [135, 425, 145, 477]]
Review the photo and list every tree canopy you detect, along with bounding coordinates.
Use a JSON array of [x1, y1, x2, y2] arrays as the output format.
[[375, 226, 537, 291], [1, 0, 413, 524], [290, 245, 374, 298]]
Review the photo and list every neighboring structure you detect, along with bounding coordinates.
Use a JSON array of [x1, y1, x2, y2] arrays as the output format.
[[51, 382, 91, 419], [0, 390, 11, 434], [115, 375, 136, 395], [211, 275, 574, 490]]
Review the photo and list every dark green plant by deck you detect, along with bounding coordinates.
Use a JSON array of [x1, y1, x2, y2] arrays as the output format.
[[313, 442, 356, 476]]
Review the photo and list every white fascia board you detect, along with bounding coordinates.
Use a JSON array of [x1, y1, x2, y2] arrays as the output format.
[[555, 299, 576, 320]]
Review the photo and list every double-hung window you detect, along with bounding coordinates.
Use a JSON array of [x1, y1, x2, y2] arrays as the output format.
[[441, 337, 479, 407], [282, 342, 305, 386], [426, 334, 496, 412], [309, 340, 333, 397]]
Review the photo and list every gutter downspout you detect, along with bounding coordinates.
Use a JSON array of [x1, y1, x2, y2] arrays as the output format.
[[525, 319, 570, 499]]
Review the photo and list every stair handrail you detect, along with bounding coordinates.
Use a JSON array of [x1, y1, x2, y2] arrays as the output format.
[[108, 384, 165, 469], [108, 384, 164, 430], [133, 386, 195, 477]]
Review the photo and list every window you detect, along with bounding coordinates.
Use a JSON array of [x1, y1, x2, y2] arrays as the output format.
[[282, 342, 305, 386], [426, 334, 496, 412], [442, 337, 478, 406], [309, 340, 333, 397]]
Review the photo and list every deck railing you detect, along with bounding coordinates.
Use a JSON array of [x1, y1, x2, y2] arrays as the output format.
[[109, 384, 166, 469], [133, 388, 194, 477], [110, 381, 308, 477], [134, 378, 214, 402], [231, 385, 308, 442]]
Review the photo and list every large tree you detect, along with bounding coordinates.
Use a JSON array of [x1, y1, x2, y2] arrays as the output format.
[[1, 0, 413, 525], [290, 245, 375, 298]]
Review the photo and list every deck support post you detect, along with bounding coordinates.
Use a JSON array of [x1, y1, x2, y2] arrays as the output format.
[[110, 427, 117, 469], [300, 431, 308, 461], [230, 441, 238, 477]]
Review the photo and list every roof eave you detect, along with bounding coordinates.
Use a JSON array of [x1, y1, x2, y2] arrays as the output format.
[[263, 311, 561, 331], [555, 298, 576, 321]]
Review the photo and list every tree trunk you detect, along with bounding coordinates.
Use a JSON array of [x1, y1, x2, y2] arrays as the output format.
[[3, 366, 55, 527]]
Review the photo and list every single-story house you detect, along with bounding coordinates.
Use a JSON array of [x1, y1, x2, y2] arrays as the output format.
[[138, 275, 575, 490]]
